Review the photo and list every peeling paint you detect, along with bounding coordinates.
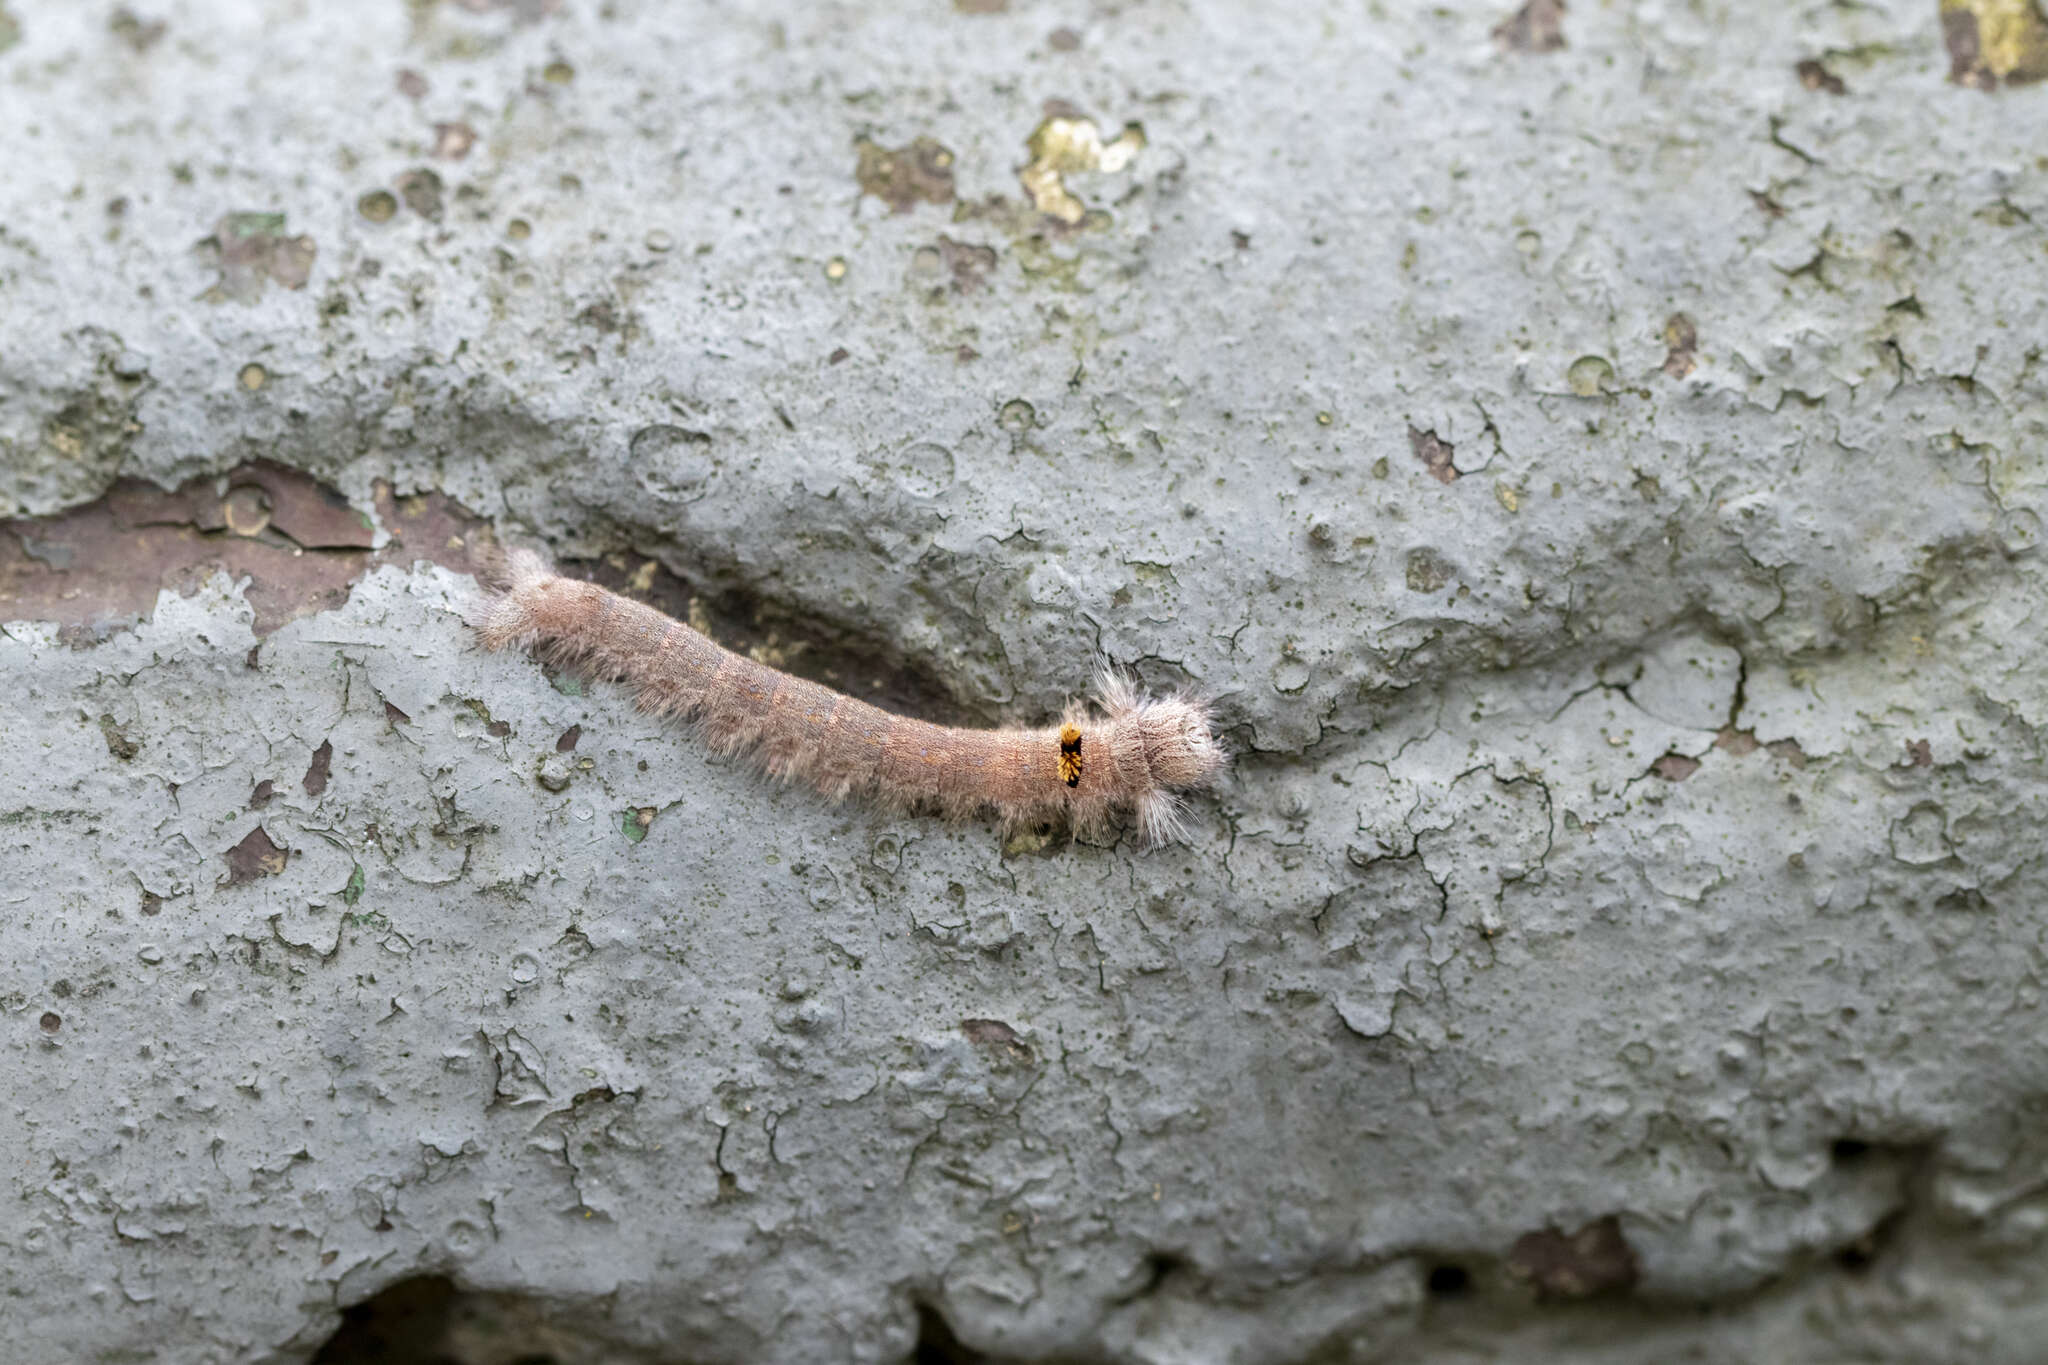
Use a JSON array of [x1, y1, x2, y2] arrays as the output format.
[[1, 461, 486, 636]]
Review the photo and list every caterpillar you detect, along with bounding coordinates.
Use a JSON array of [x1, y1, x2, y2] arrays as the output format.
[[472, 548, 1227, 844]]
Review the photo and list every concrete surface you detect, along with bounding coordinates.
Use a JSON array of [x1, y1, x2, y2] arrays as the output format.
[[5, 0, 2048, 1360]]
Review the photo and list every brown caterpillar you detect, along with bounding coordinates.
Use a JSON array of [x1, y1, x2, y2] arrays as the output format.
[[472, 549, 1226, 844]]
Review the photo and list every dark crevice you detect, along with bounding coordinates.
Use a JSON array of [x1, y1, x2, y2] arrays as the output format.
[[913, 1301, 989, 1365], [311, 1275, 462, 1365], [555, 551, 979, 726], [1425, 1261, 1473, 1298], [1820, 1137, 1936, 1280], [1835, 1208, 1904, 1273], [1109, 1249, 1191, 1307], [313, 1275, 612, 1365]]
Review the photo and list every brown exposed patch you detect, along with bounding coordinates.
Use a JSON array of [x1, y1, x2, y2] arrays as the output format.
[[1713, 726, 1760, 756], [1904, 737, 1933, 768], [1766, 737, 1808, 769], [396, 68, 429, 99], [1048, 26, 1080, 50], [97, 713, 140, 761], [961, 1017, 1020, 1045], [0, 6, 21, 53], [961, 1018, 1035, 1065], [1750, 189, 1786, 218], [855, 136, 956, 213], [303, 740, 333, 796], [1506, 1216, 1639, 1299], [198, 213, 316, 304], [1942, 0, 2048, 89], [396, 168, 445, 221], [555, 725, 581, 753], [1, 462, 490, 639], [107, 459, 374, 549], [918, 236, 998, 293], [1650, 753, 1699, 782], [1494, 0, 1566, 52], [384, 701, 412, 726], [432, 122, 477, 159], [1409, 427, 1460, 484], [827, 347, 850, 364], [222, 826, 288, 886], [1795, 57, 1847, 94], [39, 1011, 61, 1034], [375, 479, 493, 574], [1661, 314, 1698, 379], [250, 779, 276, 809], [953, 0, 1007, 10], [109, 7, 167, 51]]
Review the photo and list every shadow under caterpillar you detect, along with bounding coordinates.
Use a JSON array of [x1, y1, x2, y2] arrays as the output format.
[[472, 548, 1226, 844]]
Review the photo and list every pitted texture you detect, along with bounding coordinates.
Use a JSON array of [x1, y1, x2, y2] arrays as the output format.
[[5, 1, 2048, 1363]]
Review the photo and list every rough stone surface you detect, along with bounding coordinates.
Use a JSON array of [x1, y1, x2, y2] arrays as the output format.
[[5, 1, 2048, 1361]]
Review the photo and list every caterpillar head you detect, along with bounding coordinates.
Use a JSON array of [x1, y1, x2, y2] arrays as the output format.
[[1096, 671, 1227, 794], [1135, 695, 1226, 792]]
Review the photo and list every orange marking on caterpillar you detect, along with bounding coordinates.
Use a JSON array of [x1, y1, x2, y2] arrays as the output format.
[[1057, 723, 1084, 787]]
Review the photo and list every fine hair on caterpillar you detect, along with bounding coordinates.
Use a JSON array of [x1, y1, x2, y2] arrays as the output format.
[[472, 547, 1227, 844]]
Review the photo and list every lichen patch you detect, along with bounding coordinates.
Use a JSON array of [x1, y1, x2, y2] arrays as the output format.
[[1942, 0, 2048, 88], [1019, 114, 1143, 225]]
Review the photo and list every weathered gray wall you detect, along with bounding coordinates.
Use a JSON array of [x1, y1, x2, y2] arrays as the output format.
[[6, 0, 2048, 1360]]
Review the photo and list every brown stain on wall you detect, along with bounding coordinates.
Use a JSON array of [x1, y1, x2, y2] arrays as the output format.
[[854, 136, 957, 213], [1494, 0, 1566, 52], [0, 461, 489, 639], [198, 212, 316, 303]]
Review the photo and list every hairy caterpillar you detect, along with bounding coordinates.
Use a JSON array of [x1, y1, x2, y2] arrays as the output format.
[[472, 549, 1226, 844]]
